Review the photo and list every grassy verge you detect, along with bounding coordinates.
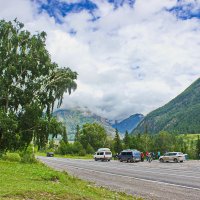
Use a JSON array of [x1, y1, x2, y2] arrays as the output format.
[[0, 160, 141, 200], [36, 152, 93, 159]]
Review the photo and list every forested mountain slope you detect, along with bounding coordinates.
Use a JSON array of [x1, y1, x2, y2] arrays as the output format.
[[133, 78, 200, 134]]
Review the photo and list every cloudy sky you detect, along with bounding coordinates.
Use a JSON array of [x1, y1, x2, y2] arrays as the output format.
[[1, 0, 200, 120]]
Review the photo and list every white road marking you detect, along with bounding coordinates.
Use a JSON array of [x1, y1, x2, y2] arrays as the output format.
[[43, 160, 200, 192], [40, 157, 200, 179]]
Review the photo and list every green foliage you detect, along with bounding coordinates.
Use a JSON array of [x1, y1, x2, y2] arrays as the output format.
[[113, 129, 123, 154], [78, 148, 86, 156], [0, 19, 77, 152], [153, 131, 176, 153], [133, 78, 200, 135], [48, 139, 56, 150], [1, 146, 37, 163], [79, 123, 107, 151], [2, 152, 21, 162], [57, 141, 69, 155], [196, 135, 200, 158], [56, 141, 85, 155], [72, 141, 84, 154], [20, 145, 37, 163], [86, 143, 95, 154], [0, 110, 18, 152], [123, 130, 130, 149], [74, 124, 80, 142], [125, 131, 200, 159]]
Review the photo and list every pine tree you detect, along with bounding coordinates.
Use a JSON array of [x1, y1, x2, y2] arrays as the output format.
[[113, 129, 123, 154], [62, 129, 68, 144], [123, 130, 130, 149], [74, 125, 80, 142]]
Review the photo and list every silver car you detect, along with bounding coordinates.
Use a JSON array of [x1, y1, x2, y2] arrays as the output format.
[[159, 152, 184, 163]]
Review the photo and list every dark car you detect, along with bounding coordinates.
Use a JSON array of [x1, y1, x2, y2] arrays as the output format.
[[46, 152, 54, 157], [118, 149, 141, 162]]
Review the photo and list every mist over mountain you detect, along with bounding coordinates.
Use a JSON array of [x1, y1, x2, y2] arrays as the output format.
[[133, 78, 200, 135]]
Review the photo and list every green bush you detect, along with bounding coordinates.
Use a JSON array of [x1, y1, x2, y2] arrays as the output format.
[[57, 141, 69, 155], [20, 152, 37, 163], [20, 146, 37, 163], [86, 144, 95, 154], [2, 153, 21, 162], [78, 149, 86, 156]]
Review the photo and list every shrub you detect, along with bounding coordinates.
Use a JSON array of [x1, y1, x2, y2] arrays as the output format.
[[86, 144, 95, 154], [2, 152, 21, 162], [78, 149, 86, 156], [20, 145, 37, 163], [57, 141, 69, 155], [20, 152, 37, 163], [73, 142, 84, 154]]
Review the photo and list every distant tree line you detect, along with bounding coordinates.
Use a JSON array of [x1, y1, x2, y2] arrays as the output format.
[[48, 123, 200, 159]]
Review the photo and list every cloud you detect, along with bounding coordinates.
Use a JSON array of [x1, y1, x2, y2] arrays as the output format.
[[1, 0, 200, 120]]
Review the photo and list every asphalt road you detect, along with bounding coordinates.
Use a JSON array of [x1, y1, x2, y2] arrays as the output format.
[[38, 156, 200, 200]]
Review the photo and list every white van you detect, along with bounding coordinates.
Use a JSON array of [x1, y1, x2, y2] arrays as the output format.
[[94, 148, 112, 161]]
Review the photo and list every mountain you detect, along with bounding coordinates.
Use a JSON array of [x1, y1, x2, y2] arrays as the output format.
[[53, 108, 116, 141], [112, 114, 144, 134], [133, 78, 200, 134]]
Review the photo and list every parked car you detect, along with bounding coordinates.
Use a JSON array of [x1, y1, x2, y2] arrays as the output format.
[[118, 149, 141, 162], [94, 148, 112, 161], [46, 152, 54, 157], [159, 152, 184, 163]]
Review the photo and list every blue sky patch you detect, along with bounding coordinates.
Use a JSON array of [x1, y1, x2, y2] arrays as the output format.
[[35, 0, 98, 23], [166, 1, 200, 20], [34, 0, 136, 23], [108, 0, 135, 9]]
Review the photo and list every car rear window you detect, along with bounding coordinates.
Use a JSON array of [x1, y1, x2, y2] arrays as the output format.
[[105, 152, 111, 155]]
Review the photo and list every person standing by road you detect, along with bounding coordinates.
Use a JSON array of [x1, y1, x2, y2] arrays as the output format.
[[141, 152, 144, 162], [148, 152, 152, 163], [152, 152, 155, 160], [157, 151, 160, 159]]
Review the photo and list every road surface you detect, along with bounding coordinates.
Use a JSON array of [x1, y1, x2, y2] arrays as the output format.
[[38, 156, 200, 200]]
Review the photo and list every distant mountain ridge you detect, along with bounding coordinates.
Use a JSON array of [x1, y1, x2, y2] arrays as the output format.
[[133, 78, 200, 134], [53, 108, 116, 141], [53, 108, 143, 140], [112, 114, 144, 133]]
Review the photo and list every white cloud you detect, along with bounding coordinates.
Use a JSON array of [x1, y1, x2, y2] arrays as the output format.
[[0, 0, 200, 120]]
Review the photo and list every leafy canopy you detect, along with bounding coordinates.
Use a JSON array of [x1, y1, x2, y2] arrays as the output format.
[[0, 19, 77, 152]]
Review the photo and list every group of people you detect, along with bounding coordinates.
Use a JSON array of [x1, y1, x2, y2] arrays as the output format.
[[140, 151, 161, 162]]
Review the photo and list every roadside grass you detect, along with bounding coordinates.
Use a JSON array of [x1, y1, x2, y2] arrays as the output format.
[[36, 152, 93, 159], [0, 160, 141, 200]]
